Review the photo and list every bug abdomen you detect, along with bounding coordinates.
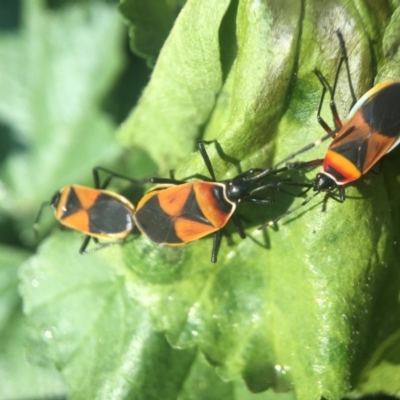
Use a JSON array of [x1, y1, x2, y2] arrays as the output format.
[[135, 182, 235, 245]]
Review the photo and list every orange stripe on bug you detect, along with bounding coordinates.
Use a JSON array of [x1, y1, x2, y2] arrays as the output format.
[[51, 185, 136, 240], [155, 184, 194, 217], [35, 167, 142, 254], [193, 182, 234, 228], [174, 218, 220, 243], [134, 142, 293, 263], [134, 181, 234, 247], [60, 209, 90, 234], [322, 150, 362, 185]]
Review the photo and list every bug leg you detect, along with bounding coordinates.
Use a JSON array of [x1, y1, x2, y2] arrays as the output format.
[[329, 186, 346, 203], [197, 142, 217, 181], [258, 191, 321, 230], [335, 30, 357, 109], [313, 69, 342, 132], [247, 179, 313, 202], [231, 215, 246, 238], [149, 177, 187, 185], [210, 231, 222, 263], [209, 215, 246, 262], [80, 237, 125, 254], [243, 197, 276, 205], [286, 159, 324, 170], [323, 186, 346, 210], [92, 166, 145, 190], [79, 235, 92, 254], [276, 184, 313, 198], [321, 193, 329, 212], [339, 186, 346, 202]]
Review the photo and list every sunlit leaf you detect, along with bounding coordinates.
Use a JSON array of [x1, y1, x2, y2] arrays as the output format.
[[19, 1, 400, 399], [119, 0, 185, 67]]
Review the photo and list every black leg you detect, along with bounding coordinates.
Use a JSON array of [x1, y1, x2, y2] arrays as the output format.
[[209, 214, 247, 263], [231, 215, 246, 238], [149, 176, 186, 185], [197, 142, 217, 181], [80, 237, 125, 254], [258, 191, 321, 230], [273, 184, 313, 198], [210, 231, 222, 263], [242, 196, 276, 205], [335, 30, 357, 109], [272, 33, 357, 170], [313, 68, 341, 132], [327, 41, 344, 130], [286, 159, 324, 169], [327, 186, 346, 203], [321, 186, 346, 211], [92, 166, 146, 190], [79, 235, 92, 254], [249, 178, 312, 194]]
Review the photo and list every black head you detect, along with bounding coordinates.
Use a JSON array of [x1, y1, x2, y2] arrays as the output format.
[[50, 190, 62, 209], [314, 173, 337, 192], [225, 180, 248, 203], [224, 168, 268, 203]]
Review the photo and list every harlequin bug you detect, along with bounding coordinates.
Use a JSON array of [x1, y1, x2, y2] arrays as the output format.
[[34, 167, 142, 253], [134, 141, 301, 263], [258, 30, 400, 229]]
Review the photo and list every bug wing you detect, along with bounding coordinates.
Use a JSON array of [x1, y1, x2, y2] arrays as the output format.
[[329, 89, 400, 176]]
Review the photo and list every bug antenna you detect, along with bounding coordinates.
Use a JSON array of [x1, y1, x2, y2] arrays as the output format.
[[33, 201, 51, 239], [243, 162, 304, 185], [272, 131, 335, 169], [258, 190, 320, 230]]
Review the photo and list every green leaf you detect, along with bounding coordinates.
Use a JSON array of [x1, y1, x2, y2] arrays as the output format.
[[20, 233, 298, 400], [118, 0, 232, 166], [0, 245, 65, 399], [0, 308, 67, 399], [21, 233, 196, 399], [0, 245, 25, 331], [20, 1, 400, 400], [349, 9, 400, 394], [119, 0, 398, 397], [355, 329, 400, 394], [119, 0, 186, 67], [0, 0, 124, 227]]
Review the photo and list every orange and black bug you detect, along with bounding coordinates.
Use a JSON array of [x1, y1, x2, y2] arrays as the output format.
[[34, 167, 142, 253], [258, 31, 400, 229], [133, 141, 300, 263]]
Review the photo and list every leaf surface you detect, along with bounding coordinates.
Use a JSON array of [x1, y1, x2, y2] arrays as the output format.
[[20, 1, 400, 399]]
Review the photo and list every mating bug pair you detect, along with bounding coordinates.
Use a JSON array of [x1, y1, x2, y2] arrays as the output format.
[[36, 31, 400, 262]]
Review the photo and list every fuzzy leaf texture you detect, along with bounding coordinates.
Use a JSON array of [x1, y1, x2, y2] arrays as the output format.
[[0, 245, 66, 399], [19, 1, 400, 400]]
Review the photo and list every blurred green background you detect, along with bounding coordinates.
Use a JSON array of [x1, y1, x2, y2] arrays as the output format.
[[1, 0, 400, 399]]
